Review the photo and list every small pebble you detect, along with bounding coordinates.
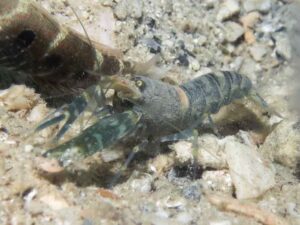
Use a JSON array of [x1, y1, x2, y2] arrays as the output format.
[[27, 104, 48, 122], [196, 134, 227, 169], [144, 17, 156, 28], [194, 35, 207, 46], [114, 1, 128, 20], [148, 153, 175, 175], [114, 0, 143, 20], [0, 85, 38, 111], [217, 0, 240, 21], [229, 56, 244, 70], [210, 221, 232, 225], [97, 188, 120, 200], [129, 0, 143, 18], [144, 37, 161, 54], [23, 188, 38, 203], [242, 0, 272, 13], [100, 148, 124, 162], [177, 53, 189, 67], [129, 173, 153, 193], [25, 201, 45, 216], [204, 0, 218, 9], [101, 0, 114, 7], [24, 144, 34, 153], [182, 183, 201, 201], [190, 59, 200, 71], [249, 43, 268, 61], [260, 120, 300, 169], [202, 170, 233, 195], [163, 196, 185, 209], [224, 137, 276, 199], [244, 29, 256, 44], [175, 212, 193, 224], [0, 131, 8, 142], [239, 57, 260, 80], [260, 22, 276, 34], [35, 157, 64, 174], [40, 194, 69, 210], [240, 11, 261, 29], [169, 141, 193, 164], [274, 33, 292, 60], [223, 21, 244, 42], [286, 202, 300, 217]]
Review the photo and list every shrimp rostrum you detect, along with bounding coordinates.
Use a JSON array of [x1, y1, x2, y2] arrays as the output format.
[[35, 71, 273, 163]]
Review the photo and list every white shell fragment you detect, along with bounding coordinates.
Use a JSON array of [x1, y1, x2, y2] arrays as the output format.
[[224, 138, 275, 199]]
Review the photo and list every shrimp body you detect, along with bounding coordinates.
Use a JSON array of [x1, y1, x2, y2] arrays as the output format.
[[121, 71, 253, 138]]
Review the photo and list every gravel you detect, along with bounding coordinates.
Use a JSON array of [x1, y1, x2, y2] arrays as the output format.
[[242, 0, 272, 13], [0, 0, 298, 224], [223, 21, 245, 43], [216, 0, 240, 21]]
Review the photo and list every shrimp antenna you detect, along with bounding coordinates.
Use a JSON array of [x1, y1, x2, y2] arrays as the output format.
[[63, 0, 106, 100], [63, 1, 99, 69]]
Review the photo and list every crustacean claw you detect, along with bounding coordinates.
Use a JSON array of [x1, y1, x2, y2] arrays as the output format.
[[33, 74, 144, 163], [34, 74, 142, 142], [43, 110, 141, 164], [35, 84, 105, 142]]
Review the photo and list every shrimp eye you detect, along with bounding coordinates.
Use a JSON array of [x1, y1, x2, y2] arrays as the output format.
[[135, 80, 144, 87]]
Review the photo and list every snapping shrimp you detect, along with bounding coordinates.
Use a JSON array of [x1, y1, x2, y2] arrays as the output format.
[[37, 71, 272, 161]]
